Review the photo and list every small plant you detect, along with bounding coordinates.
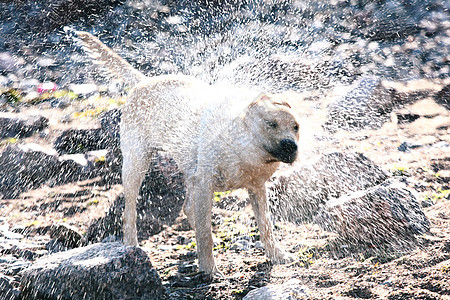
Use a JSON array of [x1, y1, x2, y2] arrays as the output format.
[[213, 191, 232, 202], [391, 165, 409, 176], [2, 89, 22, 103], [73, 107, 106, 118], [426, 189, 450, 203], [86, 199, 99, 206], [0, 137, 18, 146]]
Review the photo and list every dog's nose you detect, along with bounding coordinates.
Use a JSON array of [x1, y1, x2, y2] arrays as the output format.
[[278, 139, 297, 163], [280, 139, 297, 154]]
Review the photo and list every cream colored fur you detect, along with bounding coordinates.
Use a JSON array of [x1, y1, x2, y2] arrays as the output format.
[[71, 30, 300, 276]]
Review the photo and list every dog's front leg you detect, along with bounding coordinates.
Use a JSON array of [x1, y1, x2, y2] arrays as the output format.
[[248, 187, 294, 264], [192, 180, 222, 276]]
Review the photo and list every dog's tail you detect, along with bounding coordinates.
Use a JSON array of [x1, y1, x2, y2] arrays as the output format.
[[65, 27, 147, 86]]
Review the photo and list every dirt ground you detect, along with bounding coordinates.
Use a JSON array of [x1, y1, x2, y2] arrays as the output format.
[[0, 79, 449, 299]]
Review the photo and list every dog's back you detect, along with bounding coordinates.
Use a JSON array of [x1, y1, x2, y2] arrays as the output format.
[[121, 75, 214, 169]]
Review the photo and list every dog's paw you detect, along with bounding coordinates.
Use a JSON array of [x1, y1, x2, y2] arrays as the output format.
[[268, 248, 296, 265], [199, 263, 225, 278]]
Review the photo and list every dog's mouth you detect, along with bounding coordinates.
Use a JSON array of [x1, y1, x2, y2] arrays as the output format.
[[264, 139, 298, 164]]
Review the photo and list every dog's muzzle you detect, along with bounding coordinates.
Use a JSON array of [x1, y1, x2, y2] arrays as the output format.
[[266, 139, 298, 164]]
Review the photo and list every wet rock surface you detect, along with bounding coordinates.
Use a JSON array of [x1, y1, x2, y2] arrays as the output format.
[[0, 0, 448, 299], [269, 152, 389, 223], [20, 242, 166, 300], [315, 178, 430, 250]]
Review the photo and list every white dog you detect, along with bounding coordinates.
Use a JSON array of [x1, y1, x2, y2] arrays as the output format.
[[72, 29, 300, 276]]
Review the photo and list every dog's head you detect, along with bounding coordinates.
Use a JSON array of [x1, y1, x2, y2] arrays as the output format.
[[244, 94, 300, 164]]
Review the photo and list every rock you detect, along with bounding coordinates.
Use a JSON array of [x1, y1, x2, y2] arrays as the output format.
[[314, 178, 430, 248], [4, 260, 31, 276], [0, 113, 48, 139], [45, 239, 69, 254], [434, 84, 449, 110], [0, 144, 99, 199], [397, 141, 421, 152], [69, 83, 98, 97], [0, 75, 9, 88], [99, 108, 121, 151], [268, 152, 388, 223], [324, 77, 397, 132], [86, 154, 185, 242], [243, 278, 309, 300], [20, 242, 166, 300], [54, 128, 111, 154], [49, 224, 83, 249], [99, 108, 121, 170], [36, 57, 55, 68], [396, 113, 420, 124], [0, 52, 19, 73], [0, 273, 19, 300], [18, 78, 40, 92]]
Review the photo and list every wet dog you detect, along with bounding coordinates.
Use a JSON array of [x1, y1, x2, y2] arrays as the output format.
[[71, 29, 300, 276]]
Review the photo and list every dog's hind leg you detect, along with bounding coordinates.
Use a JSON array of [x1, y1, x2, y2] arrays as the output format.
[[122, 143, 152, 246], [249, 187, 294, 264], [183, 190, 195, 229]]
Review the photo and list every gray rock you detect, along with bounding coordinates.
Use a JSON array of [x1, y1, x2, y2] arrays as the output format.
[[314, 178, 430, 248], [434, 84, 449, 110], [0, 273, 19, 300], [230, 239, 254, 251], [86, 154, 185, 243], [324, 77, 396, 132], [0, 75, 10, 88], [243, 279, 309, 300], [36, 57, 55, 68], [20, 242, 166, 300], [0, 52, 19, 73], [54, 128, 111, 155], [99, 108, 121, 147], [18, 78, 40, 92], [45, 239, 69, 254], [5, 260, 31, 276], [0, 144, 99, 199], [69, 83, 98, 97], [268, 152, 388, 223], [0, 255, 18, 265], [0, 114, 48, 139], [49, 224, 84, 249]]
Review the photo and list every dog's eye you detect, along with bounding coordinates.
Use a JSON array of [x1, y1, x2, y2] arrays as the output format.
[[266, 120, 278, 129], [294, 124, 299, 132]]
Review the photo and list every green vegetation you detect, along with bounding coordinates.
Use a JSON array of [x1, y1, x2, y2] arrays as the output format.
[[2, 89, 22, 103], [0, 137, 18, 146]]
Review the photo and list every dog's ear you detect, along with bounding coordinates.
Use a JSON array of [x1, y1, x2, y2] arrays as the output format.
[[249, 94, 292, 109]]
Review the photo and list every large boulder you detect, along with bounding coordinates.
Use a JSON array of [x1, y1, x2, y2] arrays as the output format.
[[324, 77, 397, 132], [314, 178, 430, 248], [20, 242, 166, 300], [268, 152, 388, 223]]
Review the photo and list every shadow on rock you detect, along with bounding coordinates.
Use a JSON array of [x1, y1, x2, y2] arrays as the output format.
[[86, 154, 185, 243]]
